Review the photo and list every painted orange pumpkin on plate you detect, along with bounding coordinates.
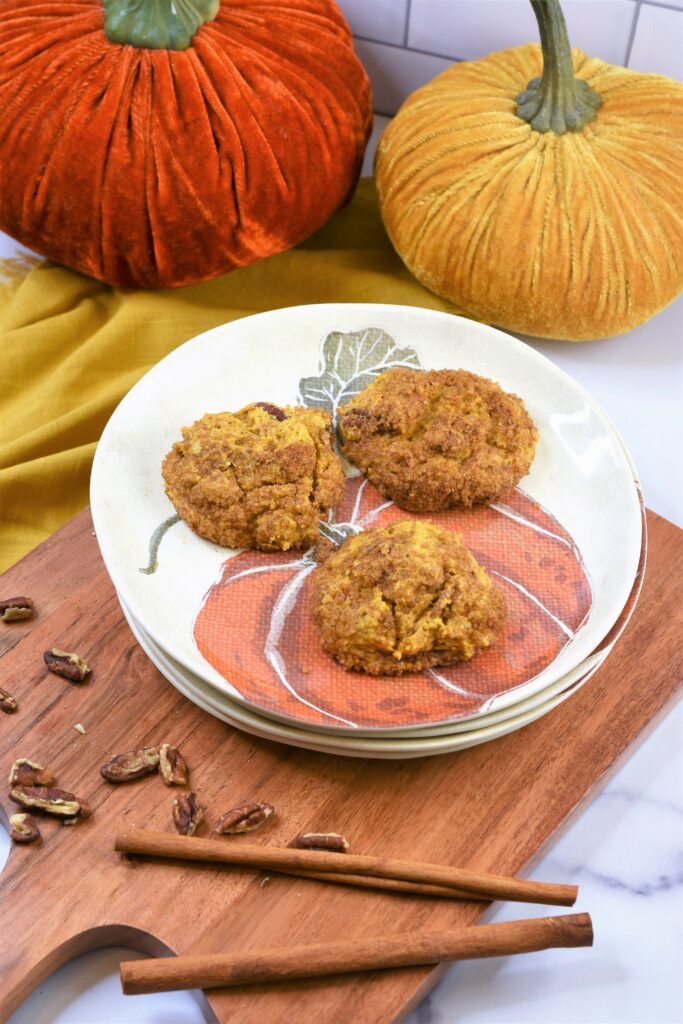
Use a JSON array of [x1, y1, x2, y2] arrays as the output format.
[[193, 474, 592, 729]]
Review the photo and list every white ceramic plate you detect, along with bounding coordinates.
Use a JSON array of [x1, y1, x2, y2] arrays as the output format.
[[120, 593, 609, 756], [184, 471, 644, 741], [92, 304, 642, 734], [119, 431, 644, 745], [119, 465, 645, 744]]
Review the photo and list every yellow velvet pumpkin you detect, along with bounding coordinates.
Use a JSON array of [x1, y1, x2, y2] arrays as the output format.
[[375, 0, 683, 341]]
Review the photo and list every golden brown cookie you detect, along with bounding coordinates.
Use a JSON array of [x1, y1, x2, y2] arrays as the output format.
[[162, 403, 345, 551], [311, 520, 505, 675], [339, 368, 537, 511]]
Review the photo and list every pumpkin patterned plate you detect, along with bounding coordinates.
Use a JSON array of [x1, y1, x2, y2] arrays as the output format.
[[91, 304, 643, 734], [190, 456, 646, 738], [189, 478, 645, 742], [118, 464, 645, 745], [120, 594, 609, 758]]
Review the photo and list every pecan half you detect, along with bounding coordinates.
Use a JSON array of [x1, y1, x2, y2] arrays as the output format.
[[172, 792, 204, 836], [9, 759, 56, 788], [10, 785, 86, 818], [44, 649, 90, 683], [292, 832, 350, 853], [159, 744, 189, 786], [215, 802, 274, 835], [0, 687, 18, 713], [254, 402, 287, 421], [0, 597, 33, 622], [100, 747, 159, 782], [9, 813, 41, 844]]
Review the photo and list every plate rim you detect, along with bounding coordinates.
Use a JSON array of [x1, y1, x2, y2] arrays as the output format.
[[120, 594, 605, 758], [121, 590, 612, 739]]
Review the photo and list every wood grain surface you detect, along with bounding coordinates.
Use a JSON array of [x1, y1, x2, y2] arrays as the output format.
[[0, 508, 681, 1024]]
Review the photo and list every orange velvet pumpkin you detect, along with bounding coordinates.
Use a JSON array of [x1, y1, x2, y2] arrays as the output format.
[[0, 0, 372, 288]]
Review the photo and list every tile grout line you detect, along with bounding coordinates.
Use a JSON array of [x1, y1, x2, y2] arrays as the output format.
[[403, 0, 413, 47], [625, 0, 644, 65], [639, 0, 683, 11], [354, 33, 462, 64]]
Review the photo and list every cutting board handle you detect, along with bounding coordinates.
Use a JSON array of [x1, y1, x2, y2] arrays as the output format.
[[0, 862, 171, 1024]]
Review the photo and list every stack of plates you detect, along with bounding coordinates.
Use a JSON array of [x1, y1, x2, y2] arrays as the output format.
[[91, 304, 646, 759]]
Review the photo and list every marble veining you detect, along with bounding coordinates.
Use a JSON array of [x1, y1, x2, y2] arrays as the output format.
[[403, 701, 683, 1024]]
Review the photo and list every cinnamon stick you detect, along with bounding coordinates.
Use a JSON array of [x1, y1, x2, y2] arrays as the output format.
[[120, 912, 593, 994], [115, 827, 578, 906], [278, 867, 481, 900]]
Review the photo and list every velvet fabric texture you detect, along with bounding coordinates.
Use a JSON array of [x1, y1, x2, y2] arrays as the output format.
[[0, 179, 468, 572], [376, 45, 683, 341], [0, 0, 372, 288]]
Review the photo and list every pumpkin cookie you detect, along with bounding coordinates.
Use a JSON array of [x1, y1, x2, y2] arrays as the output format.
[[311, 521, 505, 675], [162, 403, 345, 551], [339, 368, 537, 511]]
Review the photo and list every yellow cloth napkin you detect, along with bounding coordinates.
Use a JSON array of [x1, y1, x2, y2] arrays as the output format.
[[0, 179, 464, 572]]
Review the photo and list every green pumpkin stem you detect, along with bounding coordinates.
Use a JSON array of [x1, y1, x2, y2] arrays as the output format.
[[516, 0, 602, 134], [102, 0, 219, 50]]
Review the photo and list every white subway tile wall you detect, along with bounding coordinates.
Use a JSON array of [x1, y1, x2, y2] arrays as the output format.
[[354, 38, 451, 115], [340, 0, 408, 44], [341, 0, 683, 116], [628, 4, 683, 77], [409, 0, 636, 64]]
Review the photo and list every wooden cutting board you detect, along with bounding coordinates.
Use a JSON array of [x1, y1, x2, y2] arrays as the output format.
[[1, 508, 681, 1024]]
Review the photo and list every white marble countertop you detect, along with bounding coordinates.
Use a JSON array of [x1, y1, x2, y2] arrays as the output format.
[[2, 225, 682, 1022]]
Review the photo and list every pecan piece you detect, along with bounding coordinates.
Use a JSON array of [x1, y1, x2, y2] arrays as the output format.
[[9, 759, 56, 788], [254, 402, 287, 421], [10, 785, 85, 818], [100, 747, 159, 782], [215, 802, 274, 835], [159, 744, 189, 786], [9, 813, 41, 844], [292, 832, 350, 853], [0, 596, 33, 622], [44, 649, 90, 683], [0, 687, 18, 713], [62, 799, 91, 826], [172, 792, 204, 836]]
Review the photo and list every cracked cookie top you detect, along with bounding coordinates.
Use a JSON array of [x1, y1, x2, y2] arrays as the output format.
[[162, 403, 345, 551], [311, 520, 506, 675], [339, 368, 538, 511]]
